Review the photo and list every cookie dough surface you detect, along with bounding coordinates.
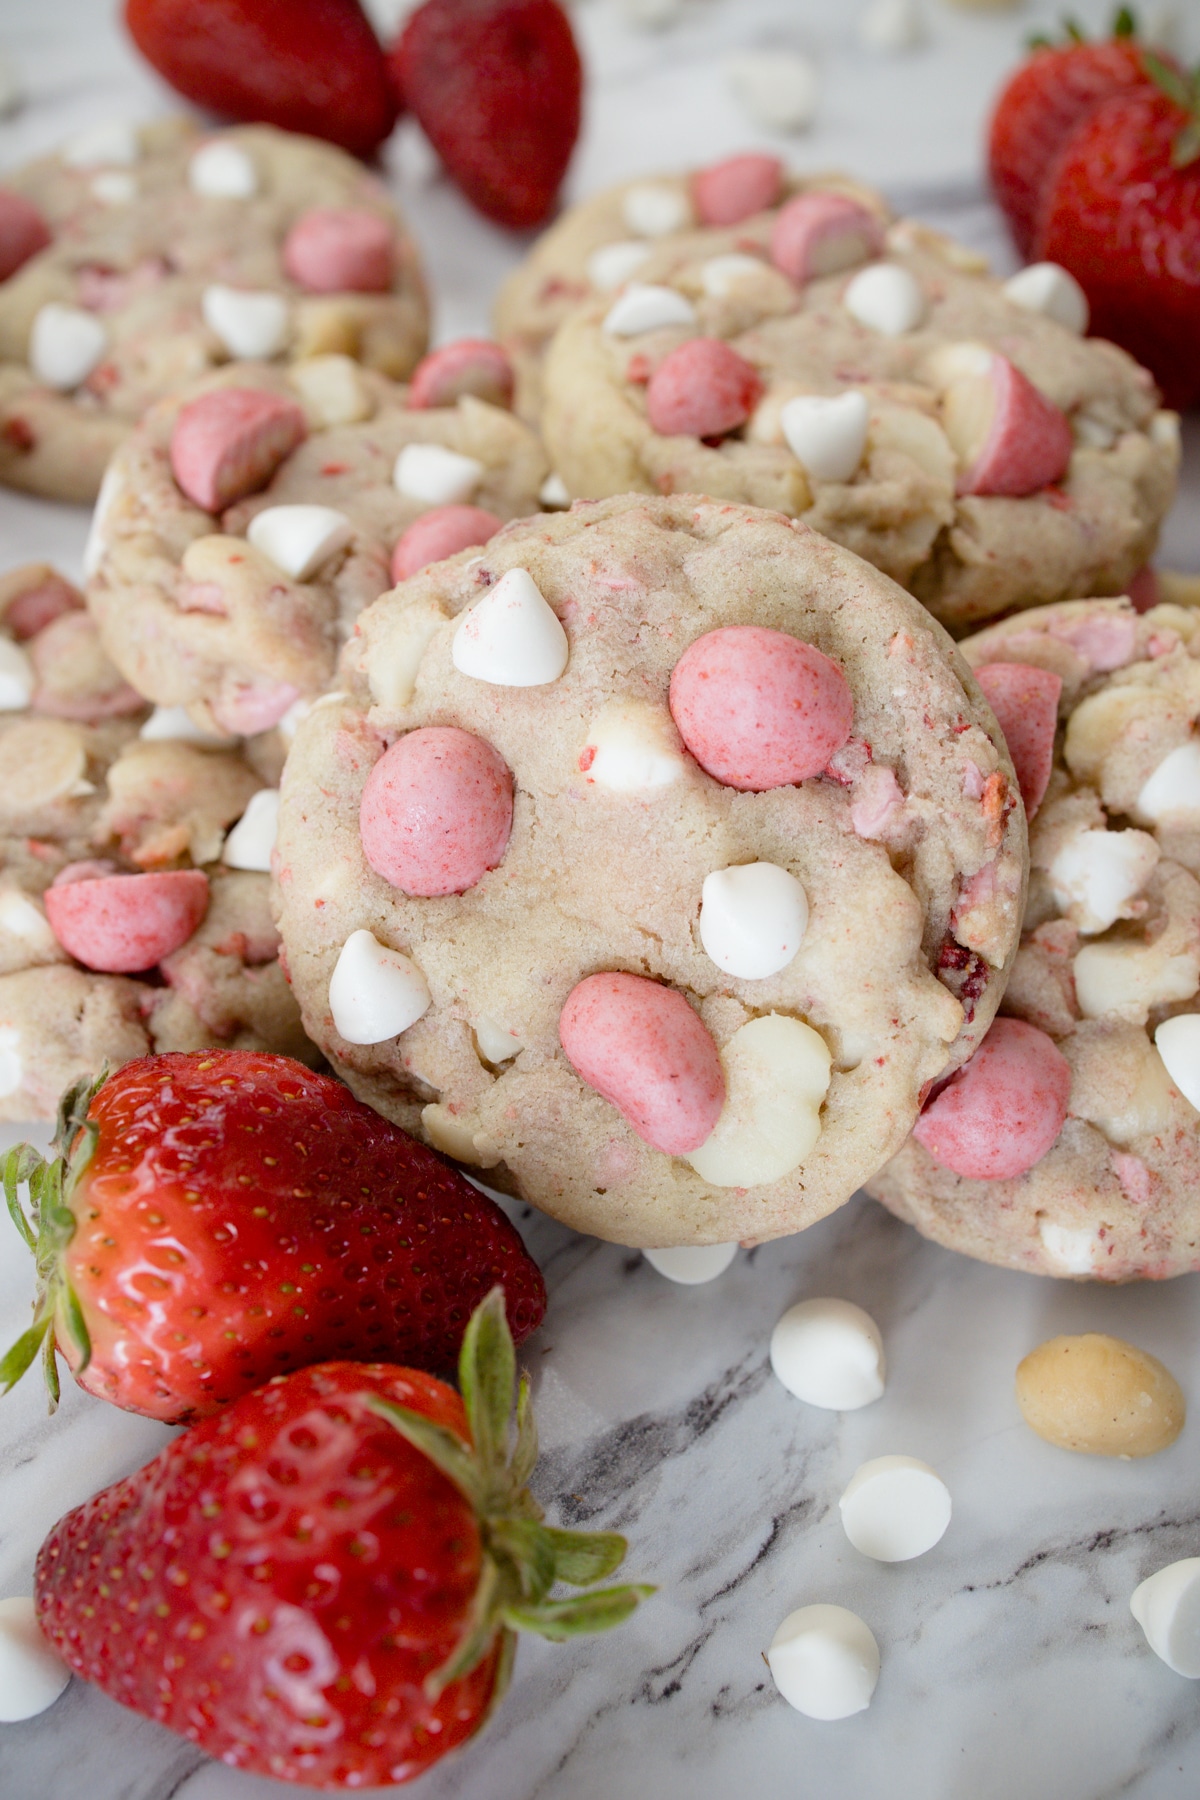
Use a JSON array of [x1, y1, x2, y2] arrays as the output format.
[[869, 596, 1200, 1281], [274, 494, 1027, 1246], [0, 118, 428, 501]]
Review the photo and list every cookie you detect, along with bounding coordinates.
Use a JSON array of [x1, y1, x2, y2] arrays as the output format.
[[868, 595, 1200, 1281], [86, 356, 547, 736], [273, 494, 1027, 1247], [0, 118, 428, 501]]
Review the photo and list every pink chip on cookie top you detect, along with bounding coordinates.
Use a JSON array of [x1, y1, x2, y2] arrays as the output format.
[[44, 866, 210, 974], [946, 355, 1073, 499], [360, 725, 513, 897], [646, 340, 763, 441], [974, 661, 1062, 819], [169, 387, 307, 514], [0, 188, 51, 283], [407, 340, 515, 412], [769, 192, 885, 287], [282, 207, 396, 295], [390, 505, 504, 583], [692, 153, 784, 227], [912, 1016, 1070, 1181]]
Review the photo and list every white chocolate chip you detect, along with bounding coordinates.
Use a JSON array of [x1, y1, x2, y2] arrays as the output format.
[[61, 120, 139, 167], [621, 182, 692, 238], [1003, 262, 1089, 335], [922, 338, 995, 391], [767, 1605, 880, 1721], [28, 304, 107, 390], [1154, 1015, 1200, 1114], [770, 1297, 886, 1410], [1074, 938, 1200, 1023], [1039, 1219, 1106, 1276], [246, 504, 353, 581], [1137, 740, 1200, 823], [0, 1597, 70, 1721], [189, 139, 258, 199], [858, 0, 926, 51], [780, 391, 869, 482], [1049, 828, 1160, 935], [699, 862, 808, 979], [276, 696, 314, 742], [700, 253, 768, 299], [393, 442, 485, 505], [643, 1243, 738, 1284], [843, 263, 927, 335], [221, 789, 280, 872], [368, 597, 448, 710], [328, 928, 431, 1044], [138, 705, 232, 746], [580, 697, 687, 791], [686, 1015, 831, 1188], [539, 471, 570, 509], [1151, 410, 1182, 453], [452, 567, 568, 687], [474, 1015, 525, 1064], [0, 1026, 21, 1100], [0, 889, 60, 961], [602, 283, 696, 337], [83, 460, 122, 580], [90, 171, 136, 206], [587, 239, 653, 291], [202, 284, 290, 359], [1131, 1560, 1200, 1677], [838, 1456, 952, 1562], [420, 1103, 501, 1168], [726, 49, 819, 133], [0, 640, 34, 712], [288, 354, 372, 427]]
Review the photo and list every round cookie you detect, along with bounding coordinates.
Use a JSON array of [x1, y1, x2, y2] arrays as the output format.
[[868, 595, 1200, 1281], [0, 118, 428, 501], [274, 494, 1027, 1247], [86, 357, 547, 736]]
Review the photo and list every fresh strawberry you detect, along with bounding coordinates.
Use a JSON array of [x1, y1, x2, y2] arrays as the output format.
[[123, 0, 398, 160], [1, 1052, 544, 1424], [35, 1293, 649, 1788], [391, 0, 582, 228]]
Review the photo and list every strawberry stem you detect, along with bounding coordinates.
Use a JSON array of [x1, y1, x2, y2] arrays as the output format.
[[1142, 50, 1200, 166]]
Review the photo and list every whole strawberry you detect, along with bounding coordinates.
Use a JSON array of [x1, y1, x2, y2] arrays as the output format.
[[391, 0, 582, 228], [35, 1293, 649, 1788], [0, 1052, 544, 1423]]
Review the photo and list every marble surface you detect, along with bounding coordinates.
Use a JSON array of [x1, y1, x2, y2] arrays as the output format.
[[2, 2, 1200, 1796]]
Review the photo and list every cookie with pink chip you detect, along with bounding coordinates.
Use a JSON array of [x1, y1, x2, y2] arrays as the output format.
[[0, 117, 428, 502], [868, 593, 1200, 1281], [274, 494, 1026, 1247]]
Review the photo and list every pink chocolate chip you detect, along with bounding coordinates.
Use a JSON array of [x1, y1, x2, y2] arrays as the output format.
[[0, 188, 52, 283], [45, 867, 210, 973], [390, 505, 504, 583], [956, 357, 1073, 498], [691, 153, 784, 227], [170, 387, 307, 514], [3, 571, 82, 639], [360, 725, 513, 897], [912, 1016, 1071, 1181], [282, 207, 395, 294], [559, 971, 725, 1156], [210, 678, 301, 737], [670, 625, 854, 791], [974, 661, 1062, 819], [769, 192, 885, 286], [646, 339, 763, 440], [407, 339, 515, 411]]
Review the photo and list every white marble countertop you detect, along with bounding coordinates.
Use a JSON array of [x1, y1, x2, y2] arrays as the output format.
[[1, 3, 1199, 1796]]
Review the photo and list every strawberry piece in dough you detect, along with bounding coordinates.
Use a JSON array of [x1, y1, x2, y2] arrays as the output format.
[[952, 357, 1073, 498], [390, 505, 504, 582], [559, 971, 725, 1156], [45, 868, 210, 973], [769, 192, 885, 285], [407, 339, 515, 410], [974, 661, 1062, 818], [0, 189, 51, 283], [913, 1016, 1070, 1180], [670, 625, 854, 791], [169, 388, 307, 514], [360, 726, 513, 897], [692, 153, 783, 226], [646, 340, 763, 439], [282, 207, 396, 295]]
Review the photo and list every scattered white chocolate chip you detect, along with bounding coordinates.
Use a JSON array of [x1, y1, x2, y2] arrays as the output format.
[[90, 171, 136, 206], [393, 442, 485, 505], [474, 1015, 524, 1064], [328, 928, 431, 1045], [580, 697, 687, 791], [767, 1605, 880, 1720], [686, 1015, 832, 1188], [838, 1456, 952, 1562], [221, 788, 280, 872], [1048, 828, 1160, 935], [602, 283, 696, 337], [770, 1297, 885, 1410], [539, 471, 570, 508], [202, 284, 290, 359], [83, 460, 122, 580], [246, 504, 354, 581], [0, 889, 60, 961], [138, 705, 232, 746], [189, 138, 258, 199], [0, 1027, 21, 1100], [0, 1597, 71, 1721], [1154, 1015, 1200, 1114], [61, 119, 139, 167], [28, 304, 107, 391], [700, 253, 767, 299], [699, 861, 808, 979], [780, 391, 869, 482], [843, 263, 927, 335], [0, 640, 34, 712], [858, 0, 926, 51], [621, 182, 692, 238], [1137, 740, 1200, 823], [1002, 262, 1089, 335], [1038, 1220, 1105, 1277], [1131, 1560, 1200, 1677], [726, 49, 819, 133], [452, 567, 568, 687], [643, 1243, 739, 1284], [288, 353, 372, 428], [587, 239, 653, 292]]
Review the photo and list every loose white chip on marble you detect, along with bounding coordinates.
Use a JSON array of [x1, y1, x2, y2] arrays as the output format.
[[1002, 262, 1089, 335], [1131, 1559, 1200, 1677], [329, 929, 432, 1045], [539, 471, 570, 508], [843, 263, 927, 335], [189, 138, 258, 198], [0, 1027, 20, 1100], [202, 285, 290, 360], [780, 391, 869, 482], [452, 567, 568, 687], [246, 504, 354, 581], [686, 1015, 831, 1188], [139, 705, 231, 745], [394, 442, 485, 505], [581, 698, 687, 791], [838, 1455, 952, 1562], [0, 54, 23, 119], [602, 283, 697, 337], [0, 1597, 71, 1722], [29, 304, 108, 391], [0, 639, 34, 712], [770, 1297, 885, 1410], [643, 1243, 739, 1285], [0, 889, 59, 960], [726, 49, 819, 133], [1048, 828, 1160, 935], [61, 119, 139, 167], [221, 789, 280, 872], [699, 862, 808, 979], [622, 182, 692, 238], [90, 171, 136, 206], [701, 253, 767, 299], [767, 1604, 880, 1720], [1154, 1015, 1200, 1114], [858, 0, 925, 51], [1137, 740, 1200, 822], [587, 239, 654, 292]]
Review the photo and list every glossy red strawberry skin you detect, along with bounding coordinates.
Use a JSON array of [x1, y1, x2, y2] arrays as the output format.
[[36, 1362, 503, 1787], [391, 0, 582, 228], [124, 0, 398, 160], [61, 1051, 545, 1423]]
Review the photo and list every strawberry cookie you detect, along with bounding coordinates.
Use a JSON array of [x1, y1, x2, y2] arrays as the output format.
[[869, 595, 1200, 1280], [274, 495, 1027, 1247], [0, 117, 427, 502], [86, 356, 546, 737]]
